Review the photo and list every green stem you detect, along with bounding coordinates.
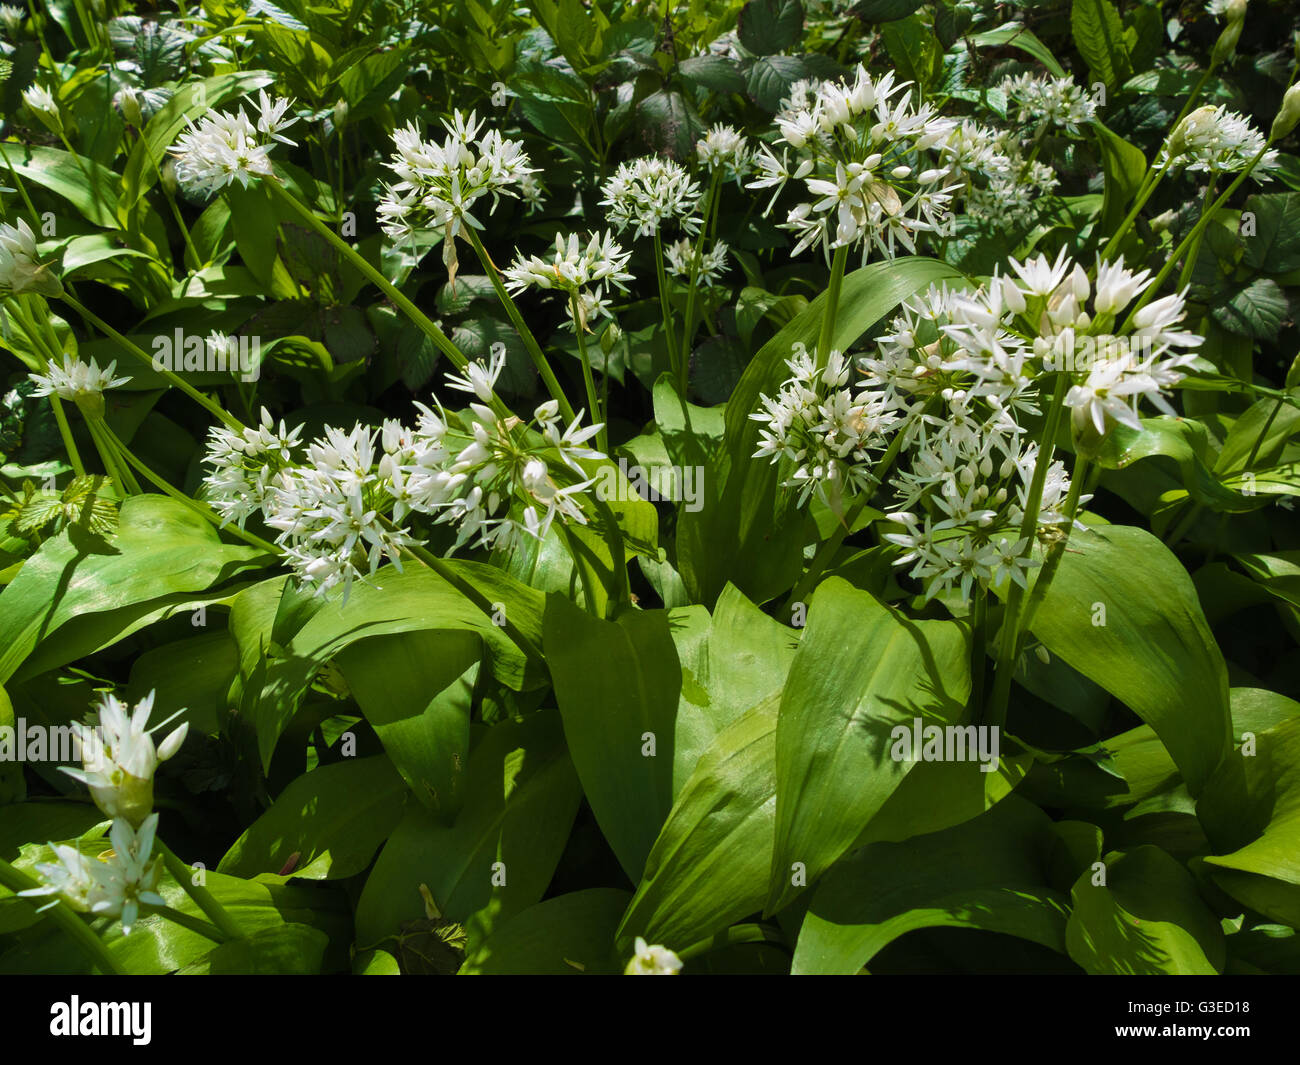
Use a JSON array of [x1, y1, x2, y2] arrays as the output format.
[[56, 294, 242, 430], [48, 395, 86, 477], [1120, 141, 1277, 331], [652, 229, 680, 384], [142, 132, 201, 271], [0, 856, 125, 974], [86, 417, 139, 496], [1100, 153, 1172, 260], [986, 374, 1069, 729], [158, 841, 244, 941], [265, 181, 472, 375], [462, 225, 576, 422], [1018, 453, 1091, 642], [570, 293, 605, 453], [679, 171, 722, 376], [99, 423, 281, 553], [970, 588, 989, 724], [147, 905, 228, 943], [1176, 177, 1218, 292]]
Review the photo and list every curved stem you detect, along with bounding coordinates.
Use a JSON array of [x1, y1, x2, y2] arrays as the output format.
[[56, 294, 242, 430], [462, 225, 576, 423], [652, 229, 679, 384], [0, 856, 125, 974], [157, 841, 244, 941], [147, 905, 227, 943], [816, 244, 850, 368], [986, 374, 1068, 729], [570, 293, 605, 452]]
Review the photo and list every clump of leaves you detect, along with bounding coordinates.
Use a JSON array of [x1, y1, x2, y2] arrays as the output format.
[[2, 475, 118, 543]]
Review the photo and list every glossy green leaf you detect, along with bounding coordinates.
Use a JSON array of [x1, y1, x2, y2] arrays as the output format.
[[769, 577, 970, 913]]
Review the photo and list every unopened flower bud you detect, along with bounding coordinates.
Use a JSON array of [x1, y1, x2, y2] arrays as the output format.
[[1271, 83, 1300, 142]]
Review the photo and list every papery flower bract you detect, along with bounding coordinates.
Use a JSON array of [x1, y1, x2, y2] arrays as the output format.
[[0, 217, 60, 296]]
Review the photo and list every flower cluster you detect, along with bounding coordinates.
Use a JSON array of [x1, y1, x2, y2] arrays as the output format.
[[502, 230, 633, 330], [1156, 104, 1279, 177], [201, 407, 303, 528], [64, 691, 189, 826], [1000, 73, 1097, 136], [21, 691, 189, 935], [203, 353, 607, 598], [696, 123, 752, 182], [0, 217, 58, 296], [170, 91, 298, 195], [664, 237, 731, 287], [19, 815, 166, 936], [860, 250, 1203, 601], [941, 121, 1059, 229], [748, 66, 959, 260], [377, 110, 535, 271], [599, 158, 703, 238], [29, 355, 131, 404], [750, 343, 900, 511]]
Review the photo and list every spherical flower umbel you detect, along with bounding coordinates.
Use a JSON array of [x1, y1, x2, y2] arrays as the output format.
[[502, 230, 633, 330], [665, 237, 731, 288], [747, 65, 960, 261], [201, 406, 304, 528], [599, 157, 703, 238], [19, 815, 166, 935], [696, 123, 751, 182], [63, 691, 189, 827], [1157, 105, 1278, 177], [377, 110, 535, 278], [624, 937, 683, 975], [170, 91, 298, 195], [999, 73, 1098, 136]]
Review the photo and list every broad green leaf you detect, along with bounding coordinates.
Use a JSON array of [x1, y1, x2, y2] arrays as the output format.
[[179, 923, 328, 975], [334, 629, 481, 819], [1028, 523, 1232, 795], [1242, 192, 1300, 274], [461, 889, 630, 974], [543, 596, 679, 881], [768, 577, 970, 913], [354, 712, 580, 947], [678, 54, 746, 93], [1065, 845, 1224, 974], [1071, 0, 1132, 90], [968, 24, 1067, 77], [793, 797, 1070, 974], [218, 756, 409, 880], [10, 145, 122, 228], [668, 583, 798, 794], [0, 495, 268, 685], [618, 696, 779, 953], [1199, 716, 1300, 923], [1093, 120, 1147, 235], [737, 0, 803, 56]]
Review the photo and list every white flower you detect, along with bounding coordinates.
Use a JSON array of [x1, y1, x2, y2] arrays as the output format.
[[63, 691, 189, 826], [664, 237, 730, 287], [0, 4, 25, 34], [171, 91, 298, 195], [20, 816, 166, 935], [22, 83, 58, 123], [624, 936, 683, 975], [1157, 105, 1278, 177], [202, 407, 303, 527], [599, 158, 703, 238], [0, 217, 58, 295], [445, 342, 508, 403], [28, 355, 131, 403], [696, 123, 751, 180], [1000, 73, 1097, 135], [746, 65, 960, 261], [503, 230, 633, 303], [377, 110, 535, 260]]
